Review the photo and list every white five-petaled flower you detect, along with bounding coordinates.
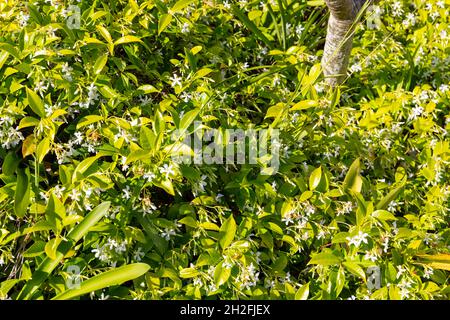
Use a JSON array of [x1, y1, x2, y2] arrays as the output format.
[[161, 228, 176, 240], [346, 231, 369, 247], [170, 74, 182, 88], [143, 171, 156, 183], [133, 247, 145, 261], [160, 163, 175, 179], [295, 24, 305, 37]]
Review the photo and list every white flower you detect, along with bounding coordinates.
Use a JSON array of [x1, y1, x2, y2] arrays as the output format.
[[40, 192, 49, 202], [396, 265, 406, 279], [193, 277, 203, 287], [364, 251, 378, 262], [181, 22, 190, 33], [408, 106, 423, 121], [69, 189, 81, 201], [423, 267, 433, 279], [122, 185, 132, 200], [391, 1, 403, 17], [160, 163, 175, 179], [143, 171, 156, 183], [18, 11, 30, 27], [399, 288, 410, 299], [208, 283, 217, 293], [0, 256, 4, 266], [350, 63, 362, 73], [170, 74, 182, 88], [115, 240, 127, 254], [223, 0, 231, 9], [439, 84, 449, 93], [99, 292, 109, 300], [282, 215, 293, 225], [161, 228, 176, 240], [346, 231, 369, 247], [139, 95, 152, 106], [92, 244, 108, 261], [295, 24, 305, 37], [106, 238, 118, 250]]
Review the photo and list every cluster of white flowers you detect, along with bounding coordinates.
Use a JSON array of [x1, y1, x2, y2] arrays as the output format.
[[346, 231, 369, 247], [17, 11, 30, 27], [61, 62, 74, 81], [0, 122, 23, 150], [336, 201, 353, 216], [237, 263, 260, 290], [91, 238, 128, 264]]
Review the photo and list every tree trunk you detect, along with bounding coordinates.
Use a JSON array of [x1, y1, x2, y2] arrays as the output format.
[[322, 0, 368, 87]]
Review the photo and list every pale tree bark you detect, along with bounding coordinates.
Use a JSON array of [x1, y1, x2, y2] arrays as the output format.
[[322, 0, 370, 87]]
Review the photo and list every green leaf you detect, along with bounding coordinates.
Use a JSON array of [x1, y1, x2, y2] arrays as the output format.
[[416, 254, 450, 271], [18, 116, 40, 129], [179, 267, 199, 278], [178, 216, 197, 228], [114, 36, 143, 46], [372, 210, 397, 221], [52, 263, 150, 300], [23, 241, 46, 258], [343, 158, 362, 193], [2, 151, 19, 176], [22, 135, 36, 158], [231, 5, 272, 48], [0, 279, 22, 297], [158, 14, 173, 35], [193, 68, 213, 79], [18, 202, 111, 300], [291, 100, 318, 111], [309, 166, 322, 190], [171, 0, 195, 12], [308, 251, 342, 266], [376, 183, 405, 210], [36, 137, 50, 163], [179, 108, 200, 132], [96, 25, 113, 44], [76, 115, 104, 129], [137, 84, 159, 93], [44, 237, 62, 260], [343, 262, 366, 280], [14, 168, 30, 218], [72, 155, 101, 181], [93, 54, 108, 75], [219, 215, 236, 250], [295, 282, 309, 300], [140, 126, 156, 150], [214, 262, 231, 286], [26, 88, 45, 118], [0, 43, 20, 60]]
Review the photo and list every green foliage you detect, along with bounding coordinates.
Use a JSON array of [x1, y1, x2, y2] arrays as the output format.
[[0, 0, 449, 300]]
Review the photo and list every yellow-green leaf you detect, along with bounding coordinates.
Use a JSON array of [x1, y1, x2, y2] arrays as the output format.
[[26, 88, 45, 118], [158, 14, 173, 35]]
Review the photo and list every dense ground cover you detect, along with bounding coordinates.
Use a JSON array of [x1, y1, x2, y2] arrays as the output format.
[[0, 0, 449, 300]]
